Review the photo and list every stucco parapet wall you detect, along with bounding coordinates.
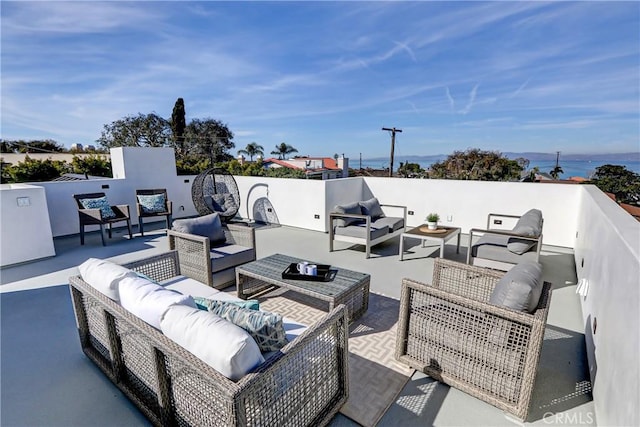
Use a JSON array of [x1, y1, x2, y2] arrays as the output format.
[[0, 183, 56, 266]]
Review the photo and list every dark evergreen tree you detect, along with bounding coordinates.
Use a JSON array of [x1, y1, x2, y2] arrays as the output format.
[[171, 98, 187, 156]]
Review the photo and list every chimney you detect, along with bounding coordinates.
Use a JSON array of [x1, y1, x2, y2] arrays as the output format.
[[337, 154, 349, 178]]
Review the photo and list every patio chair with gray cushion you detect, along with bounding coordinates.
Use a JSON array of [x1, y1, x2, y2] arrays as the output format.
[[168, 212, 256, 289], [467, 209, 544, 271], [329, 197, 407, 258], [135, 188, 172, 236], [396, 258, 552, 421], [73, 192, 132, 246]]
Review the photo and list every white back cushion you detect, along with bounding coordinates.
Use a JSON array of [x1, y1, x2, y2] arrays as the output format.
[[78, 258, 136, 301], [160, 304, 264, 381], [119, 276, 196, 329]]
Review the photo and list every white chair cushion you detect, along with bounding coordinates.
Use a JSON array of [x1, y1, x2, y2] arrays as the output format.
[[78, 258, 137, 301], [160, 304, 265, 381], [119, 276, 196, 329]]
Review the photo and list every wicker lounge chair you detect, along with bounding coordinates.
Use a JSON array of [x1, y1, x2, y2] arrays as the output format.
[[168, 218, 256, 289], [73, 192, 132, 246], [68, 251, 349, 427], [395, 258, 552, 421], [135, 188, 172, 236]]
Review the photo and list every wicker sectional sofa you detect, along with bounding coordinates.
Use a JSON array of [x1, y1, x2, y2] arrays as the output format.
[[68, 251, 349, 426]]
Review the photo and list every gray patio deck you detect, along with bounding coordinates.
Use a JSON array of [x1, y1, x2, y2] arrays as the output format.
[[1, 223, 594, 426]]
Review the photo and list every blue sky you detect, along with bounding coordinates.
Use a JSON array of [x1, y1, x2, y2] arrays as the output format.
[[2, 1, 639, 159]]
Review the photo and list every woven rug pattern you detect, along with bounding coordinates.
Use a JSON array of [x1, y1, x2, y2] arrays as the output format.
[[239, 287, 414, 427]]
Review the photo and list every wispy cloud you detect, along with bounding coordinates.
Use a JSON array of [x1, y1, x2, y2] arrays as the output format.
[[445, 87, 455, 111], [459, 84, 479, 115], [511, 79, 530, 98], [1, 1, 638, 156]]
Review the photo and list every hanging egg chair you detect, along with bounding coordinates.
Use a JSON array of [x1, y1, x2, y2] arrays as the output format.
[[191, 168, 240, 222]]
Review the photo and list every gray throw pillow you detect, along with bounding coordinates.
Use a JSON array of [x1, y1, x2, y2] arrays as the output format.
[[172, 213, 226, 244], [512, 209, 543, 237], [489, 261, 543, 313], [209, 193, 238, 217], [359, 197, 385, 220], [333, 202, 363, 227]]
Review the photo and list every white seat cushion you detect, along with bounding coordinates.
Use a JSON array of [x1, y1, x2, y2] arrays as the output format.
[[119, 276, 196, 329], [78, 258, 137, 301], [161, 276, 221, 299], [209, 244, 255, 273], [160, 304, 265, 381]]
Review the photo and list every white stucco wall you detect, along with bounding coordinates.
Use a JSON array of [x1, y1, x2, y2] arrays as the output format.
[[235, 176, 327, 231], [574, 186, 640, 427], [0, 184, 56, 266], [362, 177, 581, 247], [38, 147, 197, 237]]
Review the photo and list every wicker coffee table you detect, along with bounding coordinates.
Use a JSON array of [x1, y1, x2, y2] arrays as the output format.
[[399, 224, 461, 260], [235, 253, 370, 322]]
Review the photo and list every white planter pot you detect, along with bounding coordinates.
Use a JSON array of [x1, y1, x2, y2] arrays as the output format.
[[427, 221, 438, 230]]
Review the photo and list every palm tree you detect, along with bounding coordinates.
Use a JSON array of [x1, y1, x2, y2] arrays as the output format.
[[270, 142, 298, 160], [550, 165, 564, 180], [237, 142, 264, 161], [550, 151, 563, 180]]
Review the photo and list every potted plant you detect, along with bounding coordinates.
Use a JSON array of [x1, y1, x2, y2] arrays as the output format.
[[426, 213, 440, 230]]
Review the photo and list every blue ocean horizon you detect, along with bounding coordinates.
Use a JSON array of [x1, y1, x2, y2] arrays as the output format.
[[357, 156, 640, 179]]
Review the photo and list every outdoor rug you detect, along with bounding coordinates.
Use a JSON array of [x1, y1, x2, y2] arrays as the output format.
[[234, 287, 415, 427]]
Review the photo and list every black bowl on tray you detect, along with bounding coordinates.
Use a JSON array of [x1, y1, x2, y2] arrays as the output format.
[[282, 263, 334, 282]]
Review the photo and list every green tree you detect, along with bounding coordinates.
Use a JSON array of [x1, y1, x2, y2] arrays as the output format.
[[398, 161, 424, 178], [590, 164, 640, 205], [184, 118, 235, 164], [1, 155, 69, 183], [270, 142, 298, 160], [238, 142, 264, 161], [171, 98, 187, 156], [71, 154, 112, 177], [97, 113, 171, 148], [429, 148, 524, 181], [1, 139, 65, 153], [0, 140, 18, 152]]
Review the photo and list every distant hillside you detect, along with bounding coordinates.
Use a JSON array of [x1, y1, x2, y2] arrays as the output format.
[[365, 152, 640, 163]]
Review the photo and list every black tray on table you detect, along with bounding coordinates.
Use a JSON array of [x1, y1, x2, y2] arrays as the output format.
[[281, 263, 334, 282]]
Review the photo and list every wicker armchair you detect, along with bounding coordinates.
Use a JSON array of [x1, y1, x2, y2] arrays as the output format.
[[395, 258, 552, 421], [73, 192, 132, 246], [135, 189, 172, 236], [168, 222, 256, 289]]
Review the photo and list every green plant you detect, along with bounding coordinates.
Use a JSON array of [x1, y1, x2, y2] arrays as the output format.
[[426, 213, 440, 222]]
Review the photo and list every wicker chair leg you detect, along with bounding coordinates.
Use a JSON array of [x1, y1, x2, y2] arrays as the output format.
[[80, 225, 85, 245], [127, 220, 132, 239], [139, 217, 144, 236], [100, 224, 106, 246]]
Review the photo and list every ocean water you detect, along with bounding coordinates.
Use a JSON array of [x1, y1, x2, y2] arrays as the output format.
[[358, 158, 640, 179]]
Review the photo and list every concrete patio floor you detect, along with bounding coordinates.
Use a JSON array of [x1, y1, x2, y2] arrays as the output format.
[[1, 222, 595, 426]]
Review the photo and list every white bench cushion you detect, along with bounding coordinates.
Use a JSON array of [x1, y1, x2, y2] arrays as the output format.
[[161, 304, 265, 381], [119, 276, 196, 329], [78, 258, 137, 301]]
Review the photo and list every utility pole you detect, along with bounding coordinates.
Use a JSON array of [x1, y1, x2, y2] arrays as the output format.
[[555, 151, 560, 168], [382, 127, 402, 177]]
